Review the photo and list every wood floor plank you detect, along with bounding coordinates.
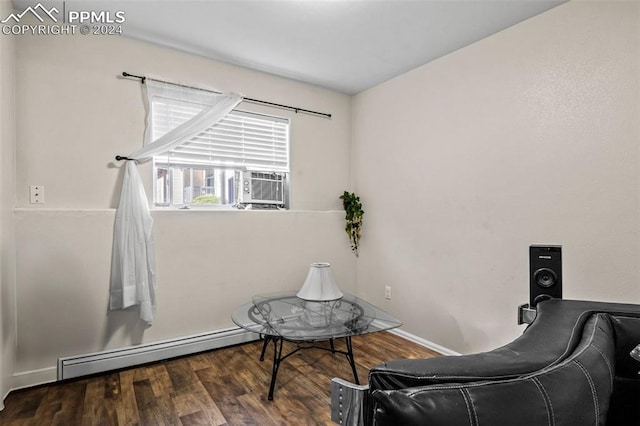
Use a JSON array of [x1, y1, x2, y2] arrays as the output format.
[[103, 373, 121, 399], [236, 392, 289, 426], [81, 378, 108, 426], [0, 385, 47, 421], [172, 393, 201, 418], [186, 353, 213, 372], [33, 380, 86, 425], [0, 331, 440, 425], [118, 368, 142, 425], [187, 388, 227, 426], [134, 378, 181, 426], [179, 410, 215, 426]]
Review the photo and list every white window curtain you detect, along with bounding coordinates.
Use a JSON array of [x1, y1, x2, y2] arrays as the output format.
[[110, 79, 243, 324]]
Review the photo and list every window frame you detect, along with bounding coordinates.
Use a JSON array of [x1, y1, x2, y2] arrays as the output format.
[[149, 101, 291, 209]]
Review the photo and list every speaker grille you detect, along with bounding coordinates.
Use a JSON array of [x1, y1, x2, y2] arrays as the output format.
[[533, 268, 557, 288]]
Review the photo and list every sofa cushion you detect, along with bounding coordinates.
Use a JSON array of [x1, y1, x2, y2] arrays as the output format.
[[372, 313, 615, 426]]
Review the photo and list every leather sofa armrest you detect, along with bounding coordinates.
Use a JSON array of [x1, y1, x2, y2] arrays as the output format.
[[331, 378, 370, 426]]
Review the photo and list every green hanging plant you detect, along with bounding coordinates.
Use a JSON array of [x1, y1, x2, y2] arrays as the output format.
[[340, 191, 364, 256]]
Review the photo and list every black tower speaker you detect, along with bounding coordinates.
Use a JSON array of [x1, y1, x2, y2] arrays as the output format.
[[529, 245, 562, 307]]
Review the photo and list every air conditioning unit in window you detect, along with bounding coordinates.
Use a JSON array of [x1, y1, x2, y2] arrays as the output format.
[[238, 171, 286, 206]]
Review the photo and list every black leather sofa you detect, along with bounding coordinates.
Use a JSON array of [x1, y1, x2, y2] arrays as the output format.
[[331, 299, 640, 425]]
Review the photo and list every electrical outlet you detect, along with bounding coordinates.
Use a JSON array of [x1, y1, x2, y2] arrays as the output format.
[[30, 185, 44, 204], [385, 286, 392, 300]]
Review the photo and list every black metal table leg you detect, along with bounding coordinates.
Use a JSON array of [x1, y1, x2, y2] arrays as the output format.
[[261, 335, 360, 400], [345, 336, 360, 384], [268, 337, 284, 400], [259, 335, 271, 361]]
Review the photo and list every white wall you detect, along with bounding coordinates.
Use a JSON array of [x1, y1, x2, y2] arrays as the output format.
[[352, 1, 640, 354], [0, 0, 16, 407], [12, 27, 354, 386]]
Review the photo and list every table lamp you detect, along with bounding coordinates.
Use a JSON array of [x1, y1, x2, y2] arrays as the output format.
[[297, 262, 343, 301]]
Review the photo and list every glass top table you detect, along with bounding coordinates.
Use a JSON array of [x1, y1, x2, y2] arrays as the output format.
[[232, 292, 402, 400]]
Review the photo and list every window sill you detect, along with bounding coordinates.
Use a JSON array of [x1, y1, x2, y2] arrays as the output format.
[[151, 205, 287, 212]]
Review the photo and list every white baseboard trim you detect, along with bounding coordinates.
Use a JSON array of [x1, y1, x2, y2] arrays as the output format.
[[11, 366, 58, 391], [389, 328, 461, 356], [58, 326, 259, 381]]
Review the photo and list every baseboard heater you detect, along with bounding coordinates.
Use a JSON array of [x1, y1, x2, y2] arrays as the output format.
[[57, 327, 258, 380]]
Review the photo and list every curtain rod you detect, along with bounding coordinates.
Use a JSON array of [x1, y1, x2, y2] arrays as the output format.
[[121, 72, 332, 119]]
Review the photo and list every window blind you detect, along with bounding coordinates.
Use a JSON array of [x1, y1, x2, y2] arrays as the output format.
[[152, 97, 290, 172]]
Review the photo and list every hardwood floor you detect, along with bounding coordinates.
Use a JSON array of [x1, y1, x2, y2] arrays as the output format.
[[0, 332, 440, 425]]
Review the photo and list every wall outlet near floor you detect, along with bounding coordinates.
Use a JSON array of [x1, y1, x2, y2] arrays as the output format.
[[30, 185, 45, 204], [385, 285, 392, 300]]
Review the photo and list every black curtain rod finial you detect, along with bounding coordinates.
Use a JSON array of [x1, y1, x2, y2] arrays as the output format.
[[115, 155, 134, 161], [122, 71, 146, 84]]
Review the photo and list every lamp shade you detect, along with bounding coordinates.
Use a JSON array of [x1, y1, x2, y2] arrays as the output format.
[[296, 262, 343, 301]]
